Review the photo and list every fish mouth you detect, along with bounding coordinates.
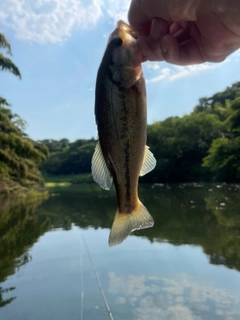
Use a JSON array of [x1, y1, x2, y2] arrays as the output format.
[[109, 20, 138, 45]]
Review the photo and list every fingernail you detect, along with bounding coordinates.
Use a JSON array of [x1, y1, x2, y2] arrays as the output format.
[[162, 39, 168, 54], [150, 19, 160, 40]]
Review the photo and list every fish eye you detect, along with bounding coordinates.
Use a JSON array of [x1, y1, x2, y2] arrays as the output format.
[[110, 37, 123, 47]]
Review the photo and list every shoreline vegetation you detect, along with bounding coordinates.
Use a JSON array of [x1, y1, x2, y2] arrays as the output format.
[[43, 173, 93, 187], [41, 81, 240, 186], [1, 33, 240, 196], [0, 189, 49, 208], [0, 33, 48, 198]]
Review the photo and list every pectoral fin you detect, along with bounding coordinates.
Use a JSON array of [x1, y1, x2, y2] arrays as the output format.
[[140, 146, 156, 176], [91, 141, 113, 190]]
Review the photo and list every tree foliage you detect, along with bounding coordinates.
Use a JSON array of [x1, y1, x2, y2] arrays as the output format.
[[143, 112, 224, 182], [0, 32, 47, 191], [0, 105, 49, 188], [203, 137, 240, 181], [202, 95, 240, 181], [40, 139, 96, 175], [0, 33, 11, 54], [40, 81, 240, 183], [146, 82, 240, 182], [0, 33, 21, 78]]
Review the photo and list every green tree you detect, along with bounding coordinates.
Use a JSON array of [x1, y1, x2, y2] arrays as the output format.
[[0, 33, 21, 79], [40, 139, 70, 153], [40, 139, 96, 176], [0, 105, 49, 188], [0, 33, 48, 191], [202, 97, 240, 181], [39, 81, 240, 183], [194, 82, 240, 119], [144, 112, 223, 182], [226, 97, 240, 133]]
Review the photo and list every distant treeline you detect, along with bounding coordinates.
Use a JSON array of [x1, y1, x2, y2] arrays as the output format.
[[40, 138, 96, 176], [40, 81, 240, 183]]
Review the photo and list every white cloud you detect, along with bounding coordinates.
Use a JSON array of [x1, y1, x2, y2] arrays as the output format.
[[108, 272, 240, 320], [0, 0, 103, 43], [147, 64, 216, 84], [145, 62, 161, 70], [0, 0, 132, 44], [146, 56, 233, 83], [106, 0, 130, 24]]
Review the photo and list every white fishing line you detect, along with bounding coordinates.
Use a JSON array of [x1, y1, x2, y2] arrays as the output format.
[[80, 236, 84, 320], [82, 235, 114, 320]]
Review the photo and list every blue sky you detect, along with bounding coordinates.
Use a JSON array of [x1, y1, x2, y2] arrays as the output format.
[[0, 0, 239, 142]]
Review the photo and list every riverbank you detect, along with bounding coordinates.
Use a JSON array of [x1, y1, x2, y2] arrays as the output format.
[[0, 179, 49, 200], [43, 173, 93, 187]]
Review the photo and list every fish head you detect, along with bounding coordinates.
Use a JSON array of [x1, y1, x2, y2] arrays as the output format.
[[110, 20, 138, 45], [104, 20, 143, 88]]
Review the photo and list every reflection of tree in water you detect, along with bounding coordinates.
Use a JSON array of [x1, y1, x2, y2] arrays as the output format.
[[0, 195, 50, 307], [1, 184, 240, 308], [143, 183, 240, 272], [38, 186, 114, 230], [15, 252, 32, 271], [203, 186, 240, 271], [0, 287, 16, 308], [40, 184, 240, 272]]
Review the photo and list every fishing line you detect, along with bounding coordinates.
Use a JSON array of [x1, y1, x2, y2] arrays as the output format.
[[82, 235, 114, 320], [80, 236, 84, 320]]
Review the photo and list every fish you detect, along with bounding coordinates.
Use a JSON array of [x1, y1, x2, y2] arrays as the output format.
[[92, 20, 156, 247]]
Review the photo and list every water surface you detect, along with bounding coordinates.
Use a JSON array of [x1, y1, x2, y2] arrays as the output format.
[[1, 183, 240, 320]]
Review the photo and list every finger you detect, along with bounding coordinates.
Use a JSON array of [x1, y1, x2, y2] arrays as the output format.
[[136, 37, 164, 61], [173, 20, 200, 45], [135, 18, 169, 59], [128, 0, 201, 31], [128, 0, 151, 36], [174, 27, 191, 43], [161, 34, 205, 65], [170, 22, 192, 44], [134, 20, 152, 37], [150, 18, 169, 40], [170, 22, 182, 35]]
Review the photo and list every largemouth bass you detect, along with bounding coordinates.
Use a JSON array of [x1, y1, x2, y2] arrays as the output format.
[[92, 21, 156, 247]]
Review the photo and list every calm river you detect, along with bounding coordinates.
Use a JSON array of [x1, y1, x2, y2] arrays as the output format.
[[1, 183, 240, 320]]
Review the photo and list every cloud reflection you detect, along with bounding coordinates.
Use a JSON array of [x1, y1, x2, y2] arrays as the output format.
[[108, 273, 240, 320]]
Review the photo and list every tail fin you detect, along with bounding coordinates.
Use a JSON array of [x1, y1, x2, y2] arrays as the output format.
[[108, 201, 154, 247]]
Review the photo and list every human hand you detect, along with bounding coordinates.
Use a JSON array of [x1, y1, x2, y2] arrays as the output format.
[[128, 0, 240, 65]]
